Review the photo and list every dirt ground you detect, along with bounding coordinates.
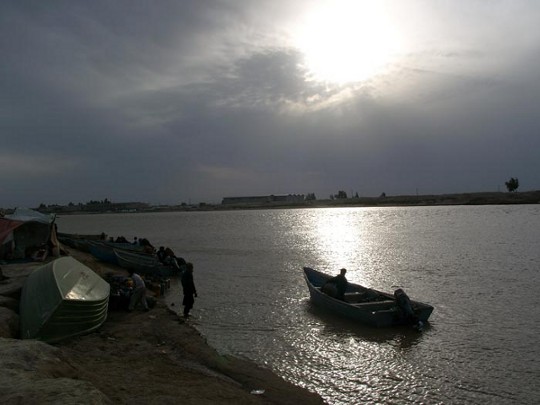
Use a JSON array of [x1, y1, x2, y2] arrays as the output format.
[[52, 249, 325, 405]]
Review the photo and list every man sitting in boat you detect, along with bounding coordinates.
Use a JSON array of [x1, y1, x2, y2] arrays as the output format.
[[157, 246, 167, 263], [322, 268, 348, 300]]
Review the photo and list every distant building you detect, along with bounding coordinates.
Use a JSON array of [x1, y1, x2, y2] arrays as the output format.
[[221, 194, 305, 205]]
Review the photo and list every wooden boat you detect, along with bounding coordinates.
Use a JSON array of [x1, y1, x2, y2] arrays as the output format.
[[57, 236, 94, 252], [88, 240, 151, 264], [57, 232, 107, 251], [88, 241, 119, 265], [57, 232, 106, 241], [303, 267, 433, 328], [114, 249, 180, 278], [20, 256, 110, 343]]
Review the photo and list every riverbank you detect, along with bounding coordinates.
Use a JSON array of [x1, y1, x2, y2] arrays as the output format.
[[0, 248, 324, 404]]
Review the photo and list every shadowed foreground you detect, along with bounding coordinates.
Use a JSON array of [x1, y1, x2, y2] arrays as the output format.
[[56, 302, 323, 404], [0, 249, 324, 404]]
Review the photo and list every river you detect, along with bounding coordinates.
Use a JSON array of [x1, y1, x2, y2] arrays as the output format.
[[56, 205, 540, 404]]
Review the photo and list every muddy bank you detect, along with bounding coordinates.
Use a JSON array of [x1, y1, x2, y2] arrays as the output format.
[[0, 249, 324, 404]]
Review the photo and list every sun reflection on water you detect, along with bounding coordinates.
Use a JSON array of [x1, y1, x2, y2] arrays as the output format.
[[311, 208, 365, 264], [306, 208, 384, 287]]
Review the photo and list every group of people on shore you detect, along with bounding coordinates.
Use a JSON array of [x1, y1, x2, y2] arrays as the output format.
[[128, 264, 197, 318], [156, 246, 187, 272], [124, 238, 197, 318], [107, 235, 152, 247]]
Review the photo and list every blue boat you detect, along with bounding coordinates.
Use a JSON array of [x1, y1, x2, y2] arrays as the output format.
[[89, 240, 155, 265], [114, 249, 181, 278], [88, 241, 119, 264], [303, 267, 433, 328]]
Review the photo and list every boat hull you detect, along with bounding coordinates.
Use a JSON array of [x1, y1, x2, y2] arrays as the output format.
[[304, 267, 433, 327], [89, 241, 119, 264], [114, 249, 180, 278], [89, 240, 155, 265], [20, 256, 110, 343]]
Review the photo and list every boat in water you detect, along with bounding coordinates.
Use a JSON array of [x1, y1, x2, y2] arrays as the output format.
[[20, 256, 110, 343], [303, 267, 433, 328], [88, 240, 154, 265], [114, 249, 181, 278]]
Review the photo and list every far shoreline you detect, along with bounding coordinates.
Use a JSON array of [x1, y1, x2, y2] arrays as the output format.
[[20, 190, 540, 216]]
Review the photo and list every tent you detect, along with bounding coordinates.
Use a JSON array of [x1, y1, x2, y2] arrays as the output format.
[[0, 208, 60, 260]]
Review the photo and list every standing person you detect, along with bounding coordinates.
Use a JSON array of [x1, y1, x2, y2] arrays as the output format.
[[181, 262, 197, 318], [128, 270, 149, 312], [322, 268, 348, 300]]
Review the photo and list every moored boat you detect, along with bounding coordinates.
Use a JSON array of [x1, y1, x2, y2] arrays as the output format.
[[57, 232, 106, 241], [88, 241, 119, 265], [20, 256, 110, 343], [87, 240, 150, 263], [114, 249, 180, 278], [303, 267, 433, 328], [58, 235, 94, 252]]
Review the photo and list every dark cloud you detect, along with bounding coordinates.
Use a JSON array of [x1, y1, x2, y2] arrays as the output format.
[[1, 1, 540, 207]]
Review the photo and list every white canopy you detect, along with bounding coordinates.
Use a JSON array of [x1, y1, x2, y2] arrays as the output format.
[[4, 208, 55, 224]]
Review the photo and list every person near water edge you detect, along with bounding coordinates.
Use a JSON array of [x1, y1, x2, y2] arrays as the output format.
[[181, 262, 197, 317]]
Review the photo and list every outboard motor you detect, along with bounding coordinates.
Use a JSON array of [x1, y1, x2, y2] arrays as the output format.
[[394, 288, 423, 329]]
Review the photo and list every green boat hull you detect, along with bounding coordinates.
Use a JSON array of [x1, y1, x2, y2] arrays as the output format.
[[20, 256, 110, 343]]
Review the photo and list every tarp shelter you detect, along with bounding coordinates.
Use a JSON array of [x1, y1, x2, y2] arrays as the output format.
[[0, 208, 60, 260]]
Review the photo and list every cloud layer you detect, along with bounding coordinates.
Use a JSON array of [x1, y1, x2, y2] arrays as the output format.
[[2, 0, 539, 207]]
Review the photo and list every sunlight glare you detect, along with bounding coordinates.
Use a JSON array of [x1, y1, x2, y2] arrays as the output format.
[[294, 1, 401, 84], [314, 209, 365, 269]]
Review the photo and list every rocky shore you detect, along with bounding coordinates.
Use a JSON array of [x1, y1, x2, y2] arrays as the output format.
[[0, 249, 324, 404]]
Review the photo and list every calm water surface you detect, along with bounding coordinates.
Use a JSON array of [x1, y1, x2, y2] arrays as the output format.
[[57, 205, 540, 404]]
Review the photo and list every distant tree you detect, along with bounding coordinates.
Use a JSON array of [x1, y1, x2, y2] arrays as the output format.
[[505, 177, 519, 192], [334, 190, 348, 199], [305, 193, 317, 201]]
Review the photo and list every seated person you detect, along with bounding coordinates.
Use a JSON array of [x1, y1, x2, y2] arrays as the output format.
[[156, 246, 166, 263], [322, 268, 348, 300]]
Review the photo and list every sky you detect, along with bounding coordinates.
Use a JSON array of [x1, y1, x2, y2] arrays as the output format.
[[2, 0, 540, 207]]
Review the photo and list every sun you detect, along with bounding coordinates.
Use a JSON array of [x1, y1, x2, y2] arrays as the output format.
[[293, 1, 402, 84]]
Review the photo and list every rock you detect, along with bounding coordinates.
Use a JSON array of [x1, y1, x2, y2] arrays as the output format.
[[0, 338, 111, 404], [0, 307, 19, 338]]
